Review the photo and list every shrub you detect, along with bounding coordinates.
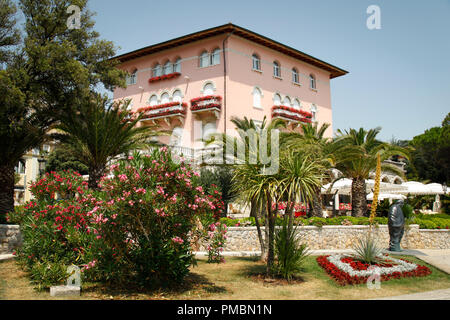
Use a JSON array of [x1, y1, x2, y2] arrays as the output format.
[[273, 219, 309, 281], [352, 234, 383, 264], [83, 149, 223, 287], [206, 222, 228, 263], [7, 171, 95, 289]]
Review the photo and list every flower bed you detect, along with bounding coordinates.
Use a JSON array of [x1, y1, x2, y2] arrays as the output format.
[[148, 72, 181, 83], [136, 102, 187, 120], [190, 95, 222, 112], [316, 254, 432, 286], [271, 105, 312, 123]]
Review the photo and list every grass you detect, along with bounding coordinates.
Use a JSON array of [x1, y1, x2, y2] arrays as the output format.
[[1, 255, 449, 300]]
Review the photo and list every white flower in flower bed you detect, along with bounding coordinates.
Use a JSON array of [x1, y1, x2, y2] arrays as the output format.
[[327, 254, 419, 277]]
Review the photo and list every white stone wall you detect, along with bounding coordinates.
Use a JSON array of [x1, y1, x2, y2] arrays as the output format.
[[0, 225, 22, 254], [200, 224, 449, 251]]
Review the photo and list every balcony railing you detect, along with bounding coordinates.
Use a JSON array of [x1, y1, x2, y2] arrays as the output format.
[[137, 102, 187, 121], [271, 105, 312, 123], [190, 95, 222, 118]]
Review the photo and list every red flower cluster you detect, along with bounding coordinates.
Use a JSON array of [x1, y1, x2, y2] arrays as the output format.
[[272, 106, 312, 123], [340, 257, 393, 270], [272, 105, 313, 118], [190, 95, 222, 112], [339, 203, 352, 210], [190, 95, 222, 104], [148, 72, 181, 83], [136, 102, 187, 120], [316, 255, 432, 286]]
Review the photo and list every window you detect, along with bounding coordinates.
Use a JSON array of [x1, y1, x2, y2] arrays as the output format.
[[15, 160, 25, 174], [252, 87, 262, 109], [292, 68, 299, 83], [126, 69, 137, 85], [309, 74, 316, 89], [203, 82, 215, 96], [161, 92, 170, 104], [172, 90, 182, 103], [283, 96, 291, 107], [173, 58, 181, 73], [152, 64, 162, 77], [273, 61, 281, 78], [199, 51, 209, 68], [163, 61, 172, 75], [293, 99, 301, 110], [149, 94, 158, 106], [252, 54, 261, 71], [273, 93, 281, 106], [211, 48, 220, 65], [311, 104, 317, 121]]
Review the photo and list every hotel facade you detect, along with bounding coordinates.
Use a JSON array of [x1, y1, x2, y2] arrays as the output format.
[[113, 24, 348, 158]]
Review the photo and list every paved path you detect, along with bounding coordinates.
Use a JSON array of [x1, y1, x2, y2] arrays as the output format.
[[370, 288, 450, 300]]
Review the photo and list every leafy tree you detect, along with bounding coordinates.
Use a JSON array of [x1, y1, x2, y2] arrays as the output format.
[[407, 113, 450, 184], [0, 0, 126, 219], [54, 96, 160, 189], [199, 167, 236, 216], [45, 146, 89, 175], [331, 128, 410, 217]]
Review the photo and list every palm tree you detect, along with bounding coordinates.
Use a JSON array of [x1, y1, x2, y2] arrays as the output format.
[[55, 94, 161, 189], [331, 127, 410, 217], [282, 122, 335, 217]]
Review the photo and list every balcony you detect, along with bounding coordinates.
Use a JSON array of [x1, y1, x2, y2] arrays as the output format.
[[271, 105, 312, 126], [137, 102, 187, 125], [190, 95, 222, 119], [148, 72, 181, 84]]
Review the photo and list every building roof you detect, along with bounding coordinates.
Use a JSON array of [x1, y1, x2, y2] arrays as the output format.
[[113, 23, 348, 79]]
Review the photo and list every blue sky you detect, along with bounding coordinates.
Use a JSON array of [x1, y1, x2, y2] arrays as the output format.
[[48, 1, 450, 140]]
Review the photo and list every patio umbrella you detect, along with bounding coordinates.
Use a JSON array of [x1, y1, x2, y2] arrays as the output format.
[[366, 192, 406, 201], [321, 179, 407, 195]]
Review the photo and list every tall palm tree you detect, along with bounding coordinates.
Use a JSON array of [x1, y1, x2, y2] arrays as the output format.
[[331, 127, 410, 217], [55, 94, 161, 189], [282, 122, 335, 217]]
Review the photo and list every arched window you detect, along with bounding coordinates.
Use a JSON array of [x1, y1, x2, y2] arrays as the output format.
[[211, 48, 220, 65], [273, 93, 281, 106], [172, 89, 182, 103], [311, 104, 317, 122], [293, 99, 301, 110], [126, 69, 137, 85], [149, 94, 158, 106], [309, 74, 316, 89], [203, 82, 215, 96], [173, 58, 181, 73], [152, 64, 162, 77], [252, 54, 261, 71], [163, 61, 173, 75], [283, 96, 291, 107], [273, 61, 281, 77], [292, 68, 299, 83], [252, 87, 262, 109], [199, 51, 209, 68], [161, 92, 170, 104]]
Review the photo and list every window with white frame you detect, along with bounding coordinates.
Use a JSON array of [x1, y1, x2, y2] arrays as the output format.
[[163, 61, 172, 75], [252, 54, 261, 71], [309, 74, 316, 89], [173, 58, 181, 73], [161, 92, 170, 104], [283, 96, 291, 107], [203, 83, 215, 96], [149, 94, 158, 106], [252, 87, 262, 109], [153, 64, 162, 77], [172, 90, 182, 103], [293, 99, 301, 110], [273, 93, 281, 106], [126, 69, 137, 85], [199, 51, 209, 68], [211, 48, 220, 65], [273, 61, 281, 77], [15, 160, 25, 174], [311, 104, 317, 121], [292, 68, 299, 83]]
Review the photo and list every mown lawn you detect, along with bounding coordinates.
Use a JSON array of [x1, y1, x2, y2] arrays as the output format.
[[1, 255, 449, 300]]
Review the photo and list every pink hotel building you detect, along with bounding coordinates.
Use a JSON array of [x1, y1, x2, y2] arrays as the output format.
[[113, 23, 348, 156]]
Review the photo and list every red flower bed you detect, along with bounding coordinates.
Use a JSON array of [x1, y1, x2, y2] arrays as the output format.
[[272, 105, 312, 118], [148, 72, 181, 83], [135, 102, 187, 120], [190, 95, 222, 104], [316, 255, 432, 286]]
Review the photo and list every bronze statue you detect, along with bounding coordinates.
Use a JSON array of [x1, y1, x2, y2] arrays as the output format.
[[388, 199, 405, 251]]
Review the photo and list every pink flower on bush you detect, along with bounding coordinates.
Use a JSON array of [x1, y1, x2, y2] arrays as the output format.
[[172, 236, 184, 244]]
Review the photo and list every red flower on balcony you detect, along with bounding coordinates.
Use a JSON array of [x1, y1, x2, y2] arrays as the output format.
[[190, 95, 222, 112], [135, 102, 187, 120], [148, 72, 181, 83], [271, 105, 312, 123]]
